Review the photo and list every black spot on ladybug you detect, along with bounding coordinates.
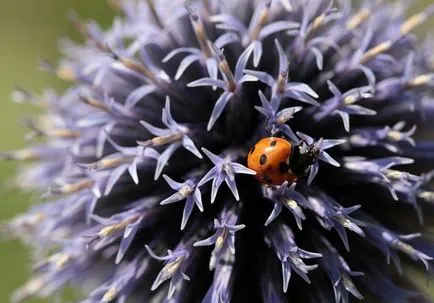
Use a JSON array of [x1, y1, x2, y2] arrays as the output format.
[[270, 140, 277, 147], [279, 162, 289, 174], [263, 175, 273, 184], [249, 145, 255, 154], [259, 154, 267, 165]]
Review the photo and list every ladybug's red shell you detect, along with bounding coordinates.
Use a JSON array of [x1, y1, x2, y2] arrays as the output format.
[[247, 137, 297, 185]]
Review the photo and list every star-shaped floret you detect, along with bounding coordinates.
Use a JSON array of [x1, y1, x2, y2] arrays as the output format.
[[210, 0, 298, 67], [245, 39, 319, 109], [194, 208, 245, 269], [265, 223, 322, 292], [264, 181, 308, 228], [145, 244, 191, 299], [255, 90, 302, 140], [188, 43, 258, 130], [314, 81, 375, 132], [161, 174, 203, 230], [364, 222, 432, 273], [198, 148, 256, 203], [138, 96, 202, 179], [348, 121, 416, 153], [162, 6, 222, 81]]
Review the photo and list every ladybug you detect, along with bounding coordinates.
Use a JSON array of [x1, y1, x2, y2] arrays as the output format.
[[247, 137, 318, 185]]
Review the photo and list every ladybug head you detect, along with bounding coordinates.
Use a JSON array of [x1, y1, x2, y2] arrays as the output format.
[[290, 138, 322, 176]]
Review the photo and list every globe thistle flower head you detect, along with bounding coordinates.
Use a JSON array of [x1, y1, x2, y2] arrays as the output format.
[[3, 0, 434, 302]]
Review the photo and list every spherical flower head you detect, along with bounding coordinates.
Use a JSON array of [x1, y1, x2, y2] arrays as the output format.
[[3, 0, 434, 302]]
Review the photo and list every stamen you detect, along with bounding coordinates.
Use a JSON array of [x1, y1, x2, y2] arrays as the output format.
[[346, 8, 370, 30], [276, 69, 288, 94], [249, 0, 271, 41], [386, 130, 406, 142], [311, 13, 327, 32], [161, 256, 185, 277], [137, 132, 183, 147], [209, 42, 236, 91], [202, 0, 211, 16], [215, 228, 228, 251], [106, 46, 158, 82], [50, 179, 94, 195], [0, 149, 39, 161], [22, 118, 79, 139], [146, 0, 164, 29], [98, 214, 141, 238], [82, 156, 132, 170], [400, 5, 434, 36], [359, 40, 393, 65], [384, 169, 403, 181], [49, 253, 71, 269], [360, 6, 434, 64], [406, 74, 434, 88], [68, 12, 105, 50], [11, 87, 48, 107], [79, 95, 110, 112], [419, 191, 434, 202], [40, 59, 78, 82], [186, 5, 212, 57], [102, 287, 118, 302]]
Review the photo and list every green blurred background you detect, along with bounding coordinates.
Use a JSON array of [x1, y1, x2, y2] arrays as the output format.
[[0, 1, 433, 302], [0, 2, 113, 302]]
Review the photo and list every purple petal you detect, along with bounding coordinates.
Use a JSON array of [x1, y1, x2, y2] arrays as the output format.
[[162, 47, 199, 63], [234, 43, 254, 81], [296, 132, 314, 145], [274, 39, 288, 75], [128, 159, 139, 184], [244, 70, 275, 87], [140, 120, 168, 137], [182, 136, 202, 158], [336, 110, 350, 132], [188, 78, 226, 90], [105, 164, 128, 196], [238, 74, 259, 84], [209, 14, 246, 34], [211, 173, 225, 203], [207, 92, 234, 131], [319, 151, 340, 167], [181, 198, 195, 230], [259, 21, 299, 40], [327, 80, 342, 98], [193, 188, 203, 212], [154, 142, 181, 180], [145, 245, 171, 261], [307, 162, 319, 185], [252, 40, 263, 67], [225, 174, 240, 201], [174, 54, 201, 80], [125, 84, 156, 108], [265, 202, 283, 226], [214, 32, 240, 49], [205, 58, 218, 80], [198, 166, 220, 187], [162, 174, 184, 191], [115, 216, 144, 264], [231, 163, 256, 175], [194, 233, 220, 247], [201, 148, 223, 166], [309, 47, 324, 70]]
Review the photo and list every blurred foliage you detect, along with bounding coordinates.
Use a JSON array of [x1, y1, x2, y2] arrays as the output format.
[[0, 1, 433, 302], [0, 2, 113, 302]]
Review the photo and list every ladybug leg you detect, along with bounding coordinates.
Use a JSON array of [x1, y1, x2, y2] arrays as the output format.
[[264, 118, 272, 134], [264, 119, 281, 137]]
